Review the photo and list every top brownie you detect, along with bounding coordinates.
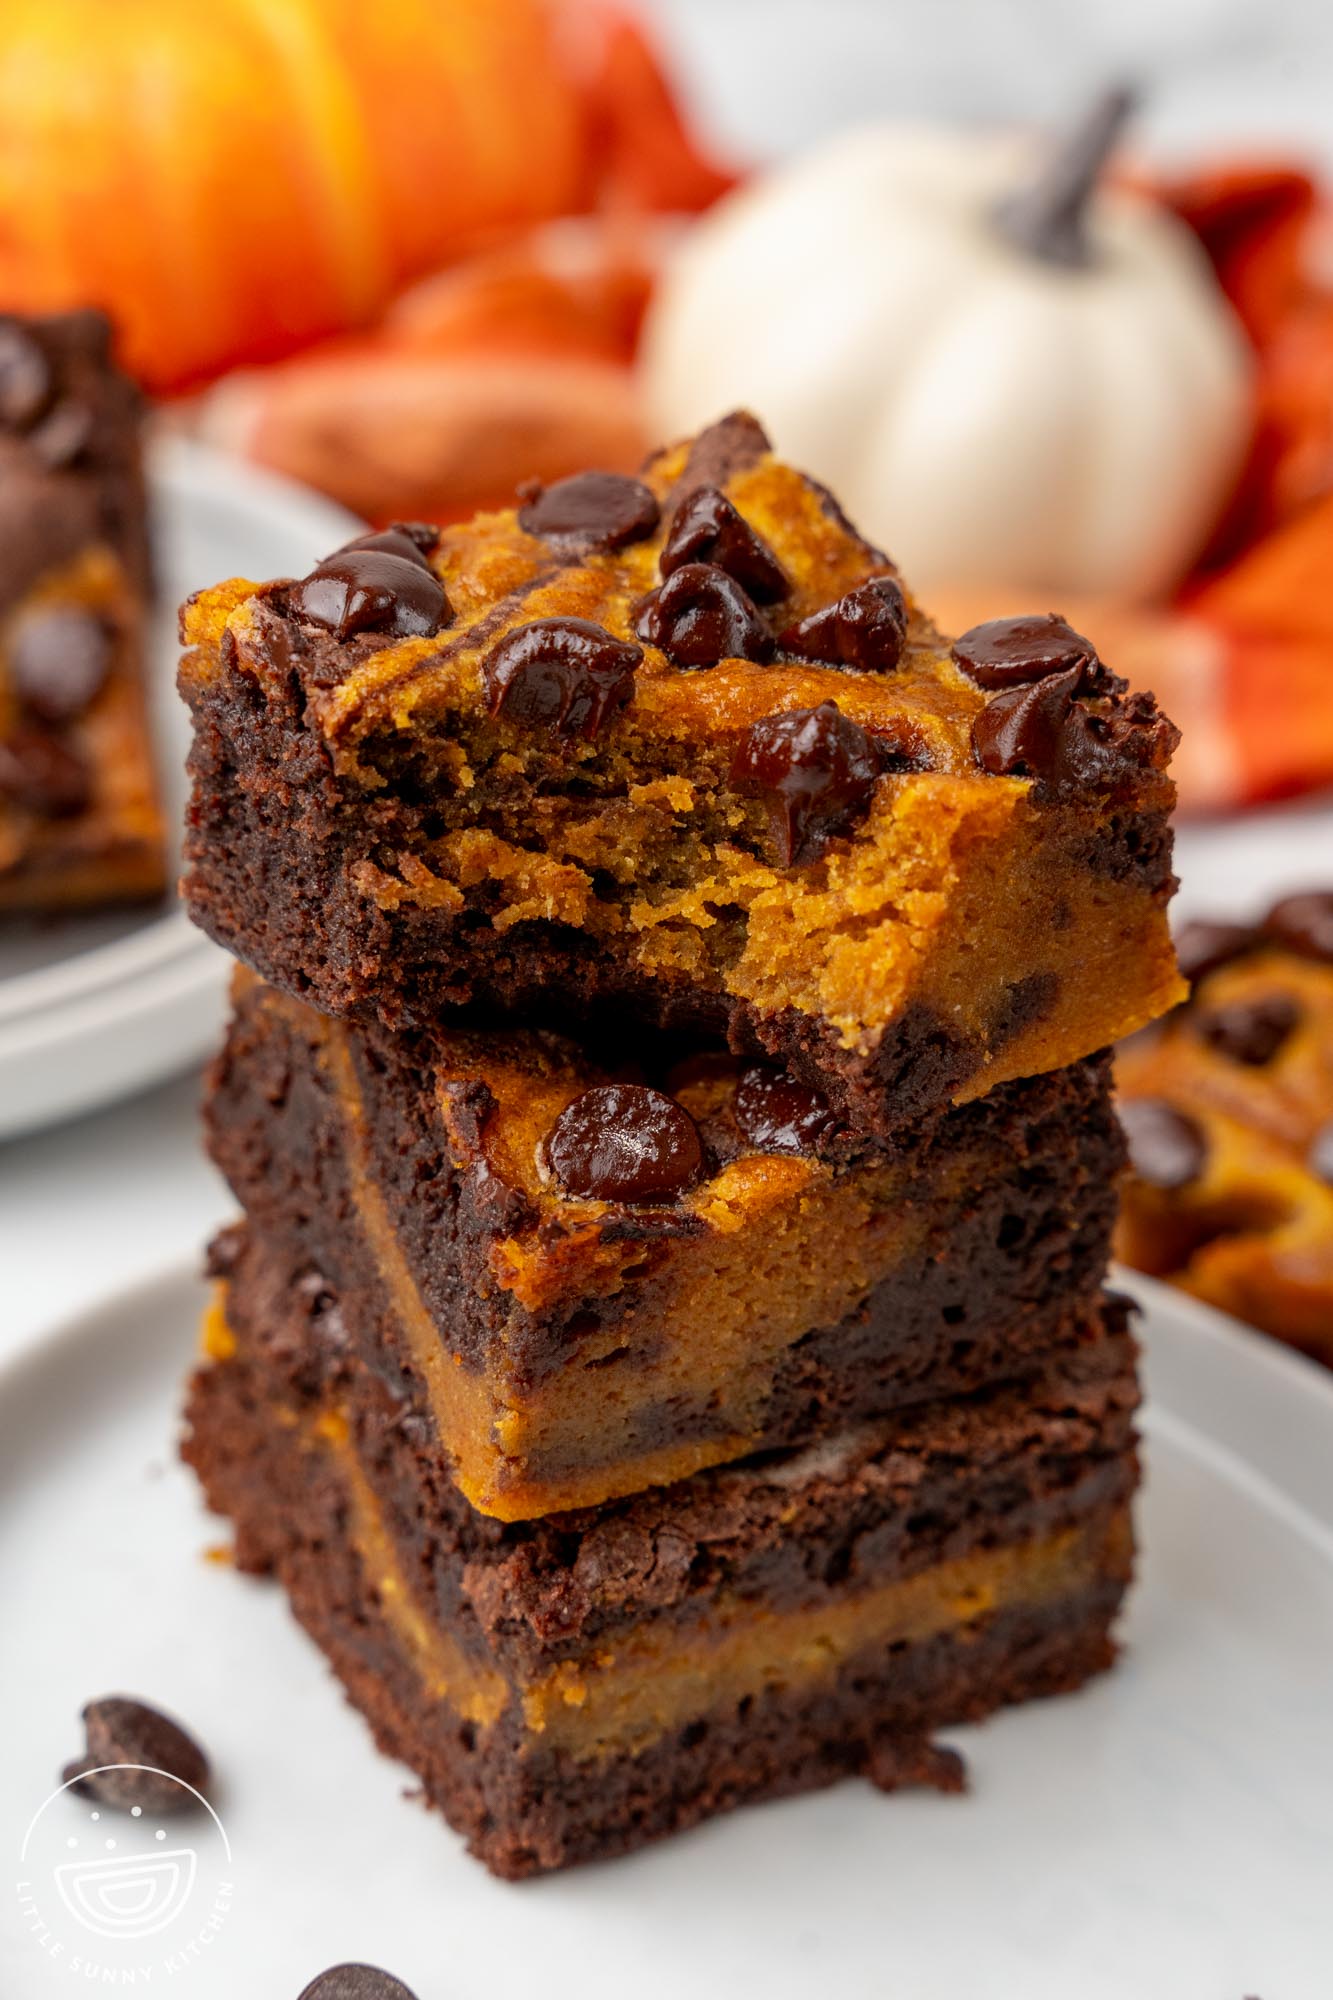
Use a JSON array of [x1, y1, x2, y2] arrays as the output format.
[[180, 412, 1183, 1138]]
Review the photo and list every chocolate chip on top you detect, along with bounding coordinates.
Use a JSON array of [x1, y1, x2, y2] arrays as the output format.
[[518, 471, 660, 552], [547, 1084, 705, 1204], [952, 613, 1099, 690], [779, 576, 908, 674], [659, 485, 789, 603], [733, 1065, 839, 1154], [0, 729, 92, 818], [63, 1696, 211, 1814], [1174, 919, 1261, 989], [292, 527, 449, 642], [1264, 891, 1333, 964], [0, 319, 53, 430], [297, 1967, 420, 2000], [10, 607, 112, 725], [636, 561, 773, 669], [482, 617, 641, 739], [970, 666, 1083, 782], [340, 522, 439, 563], [1119, 1097, 1208, 1191], [1196, 993, 1300, 1067], [732, 700, 883, 867]]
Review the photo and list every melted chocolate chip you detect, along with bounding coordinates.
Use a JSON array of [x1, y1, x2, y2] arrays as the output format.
[[10, 608, 113, 724], [970, 667, 1132, 792], [63, 1697, 211, 1814], [0, 320, 53, 430], [1196, 993, 1300, 1067], [952, 613, 1099, 690], [1119, 1097, 1208, 1191], [637, 562, 772, 668], [1264, 891, 1333, 964], [733, 1065, 839, 1154], [292, 546, 449, 641], [482, 617, 641, 739], [659, 486, 788, 602], [29, 398, 94, 469], [1175, 919, 1260, 988], [0, 729, 92, 817], [518, 471, 659, 552], [547, 1084, 704, 1204], [297, 1969, 419, 2000], [732, 700, 882, 866], [338, 522, 438, 566], [1311, 1119, 1333, 1186], [779, 576, 907, 674]]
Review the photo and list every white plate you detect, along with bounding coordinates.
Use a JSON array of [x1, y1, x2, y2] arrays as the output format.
[[1, 1267, 1330, 1998], [0, 440, 360, 1141]]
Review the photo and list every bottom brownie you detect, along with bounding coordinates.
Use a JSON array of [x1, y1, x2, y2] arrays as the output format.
[[183, 1232, 1139, 1878]]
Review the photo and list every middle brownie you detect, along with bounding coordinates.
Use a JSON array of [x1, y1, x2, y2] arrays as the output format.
[[207, 971, 1124, 1520]]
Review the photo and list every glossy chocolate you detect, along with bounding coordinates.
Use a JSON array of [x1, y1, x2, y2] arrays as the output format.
[[636, 562, 773, 668], [482, 617, 641, 739], [518, 471, 659, 552], [546, 1083, 705, 1204], [732, 700, 882, 866], [659, 485, 789, 602], [779, 575, 908, 675]]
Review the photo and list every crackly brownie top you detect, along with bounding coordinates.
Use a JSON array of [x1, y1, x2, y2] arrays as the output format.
[[183, 412, 1177, 855]]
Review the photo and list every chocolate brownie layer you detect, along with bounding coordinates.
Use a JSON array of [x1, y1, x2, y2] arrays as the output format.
[[206, 974, 1126, 1517], [179, 414, 1182, 1140], [183, 1240, 1138, 1877]]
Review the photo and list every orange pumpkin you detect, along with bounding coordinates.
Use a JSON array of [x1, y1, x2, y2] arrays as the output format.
[[0, 0, 588, 390]]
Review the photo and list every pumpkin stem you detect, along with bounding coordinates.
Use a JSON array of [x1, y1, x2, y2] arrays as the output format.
[[992, 87, 1136, 270]]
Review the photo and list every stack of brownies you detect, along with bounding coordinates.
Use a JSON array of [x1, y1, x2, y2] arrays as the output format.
[[178, 413, 1183, 1877]]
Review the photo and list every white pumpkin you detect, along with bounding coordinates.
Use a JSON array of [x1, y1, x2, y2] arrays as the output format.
[[641, 110, 1253, 603]]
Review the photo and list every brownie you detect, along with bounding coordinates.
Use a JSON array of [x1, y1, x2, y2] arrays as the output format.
[[1116, 890, 1333, 1362], [0, 309, 163, 913], [179, 413, 1182, 1140], [206, 971, 1126, 1518], [183, 1230, 1139, 1878]]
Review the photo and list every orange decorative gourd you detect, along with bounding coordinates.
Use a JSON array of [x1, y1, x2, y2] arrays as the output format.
[[0, 0, 588, 390]]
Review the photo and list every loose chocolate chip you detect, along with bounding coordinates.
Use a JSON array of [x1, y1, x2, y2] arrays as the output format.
[[779, 576, 908, 674], [1119, 1097, 1208, 1191], [952, 612, 1099, 690], [1175, 919, 1260, 988], [297, 1967, 419, 2000], [1311, 1119, 1333, 1185], [547, 1084, 705, 1204], [0, 729, 92, 817], [338, 523, 437, 568], [971, 666, 1083, 783], [733, 1065, 839, 1154], [10, 608, 113, 724], [518, 471, 659, 552], [637, 562, 773, 668], [0, 320, 53, 430], [731, 700, 883, 866], [29, 398, 94, 469], [659, 485, 789, 603], [1264, 891, 1333, 964], [482, 617, 640, 739], [63, 1697, 211, 1814], [1196, 993, 1300, 1067], [292, 547, 449, 641]]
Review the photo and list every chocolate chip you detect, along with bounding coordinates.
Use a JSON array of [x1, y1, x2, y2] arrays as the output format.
[[297, 1967, 419, 2000], [1264, 891, 1333, 964], [63, 1697, 211, 1814], [292, 547, 449, 641], [952, 613, 1098, 690], [0, 729, 92, 817], [659, 486, 788, 603], [1119, 1097, 1208, 1191], [29, 397, 94, 469], [971, 667, 1088, 785], [637, 562, 773, 668], [1196, 993, 1300, 1066], [731, 700, 883, 866], [547, 1084, 704, 1204], [1311, 1120, 1333, 1185], [338, 523, 437, 567], [482, 617, 640, 739], [0, 320, 53, 430], [733, 1065, 839, 1154], [1175, 919, 1260, 988], [779, 576, 908, 674], [10, 608, 113, 724], [518, 471, 659, 552]]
